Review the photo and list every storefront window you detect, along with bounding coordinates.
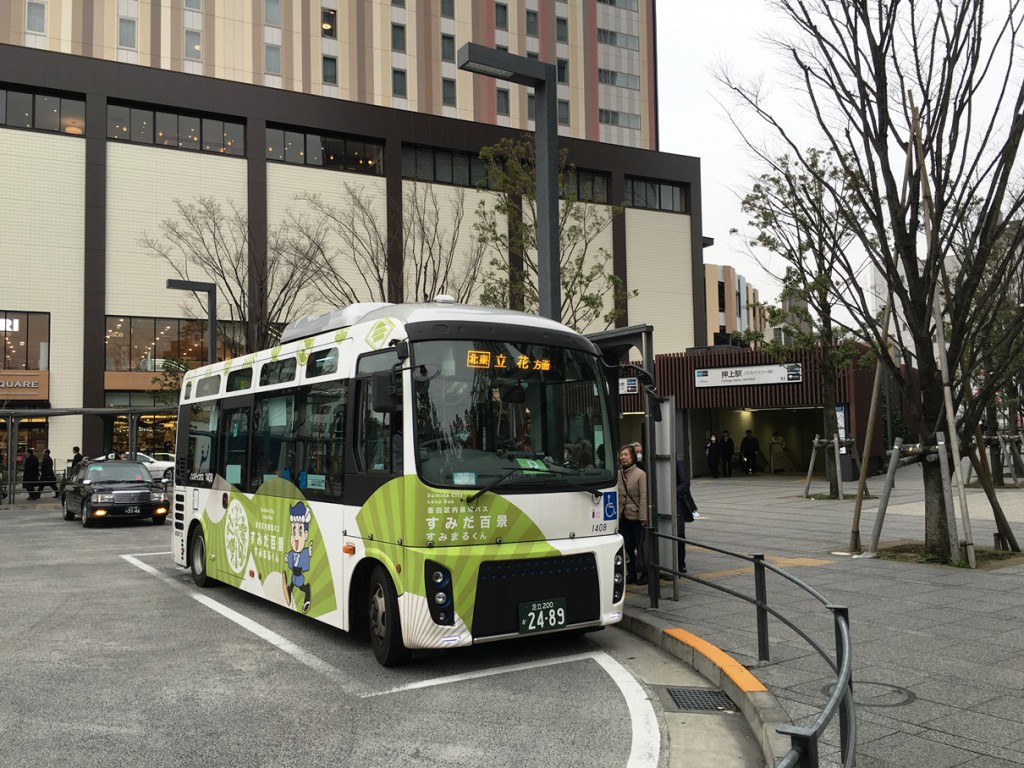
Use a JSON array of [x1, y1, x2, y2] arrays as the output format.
[[1, 311, 49, 370], [106, 317, 129, 371], [130, 317, 156, 371]]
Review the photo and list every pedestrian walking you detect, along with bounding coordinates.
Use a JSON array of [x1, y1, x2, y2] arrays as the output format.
[[616, 444, 648, 585], [741, 430, 760, 475], [705, 434, 721, 478], [675, 456, 697, 574], [23, 448, 41, 500], [720, 430, 735, 477], [39, 449, 59, 497]]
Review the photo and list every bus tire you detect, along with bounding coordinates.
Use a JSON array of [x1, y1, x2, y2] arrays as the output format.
[[190, 528, 213, 588], [368, 564, 410, 667]]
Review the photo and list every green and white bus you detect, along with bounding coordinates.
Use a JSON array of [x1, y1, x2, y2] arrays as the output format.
[[171, 299, 625, 665]]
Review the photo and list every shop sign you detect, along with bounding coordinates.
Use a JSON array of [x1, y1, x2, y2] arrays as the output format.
[[0, 371, 49, 400], [695, 363, 802, 388]]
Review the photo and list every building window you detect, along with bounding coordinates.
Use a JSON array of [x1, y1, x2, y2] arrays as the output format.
[[564, 169, 610, 204], [392, 23, 406, 53], [527, 93, 535, 120], [597, 0, 638, 8], [267, 125, 383, 173], [265, 0, 280, 27], [557, 58, 568, 84], [599, 109, 641, 130], [556, 17, 568, 43], [526, 10, 538, 36], [597, 28, 640, 51], [392, 68, 407, 98], [495, 3, 508, 31], [185, 29, 202, 60], [718, 282, 726, 311], [322, 9, 337, 38], [441, 34, 455, 62], [265, 43, 282, 75], [108, 103, 243, 155], [401, 144, 488, 188], [557, 99, 569, 125], [1, 311, 50, 370], [323, 56, 338, 85], [527, 51, 538, 59], [185, 0, 201, 8], [118, 17, 137, 49], [441, 0, 454, 18], [442, 78, 456, 107], [26, 1, 45, 34], [624, 177, 686, 213], [598, 68, 641, 90], [392, 0, 405, 5], [0, 89, 85, 135], [496, 87, 510, 116]]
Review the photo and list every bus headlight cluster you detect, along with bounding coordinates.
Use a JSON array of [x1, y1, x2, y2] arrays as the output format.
[[425, 560, 454, 626], [613, 546, 625, 603]]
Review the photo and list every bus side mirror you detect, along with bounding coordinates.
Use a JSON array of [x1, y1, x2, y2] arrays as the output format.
[[371, 370, 399, 413]]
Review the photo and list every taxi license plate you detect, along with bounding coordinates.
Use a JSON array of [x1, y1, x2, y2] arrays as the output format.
[[126, 506, 141, 514], [518, 598, 567, 634]]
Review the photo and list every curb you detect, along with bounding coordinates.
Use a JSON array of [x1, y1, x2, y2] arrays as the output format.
[[621, 607, 791, 767]]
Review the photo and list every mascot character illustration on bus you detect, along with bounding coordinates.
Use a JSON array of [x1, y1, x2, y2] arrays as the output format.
[[285, 501, 314, 613]]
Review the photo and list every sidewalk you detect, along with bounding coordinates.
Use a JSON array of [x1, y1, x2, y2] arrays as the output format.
[[627, 464, 1024, 768]]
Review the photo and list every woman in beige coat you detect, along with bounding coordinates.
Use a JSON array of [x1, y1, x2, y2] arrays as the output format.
[[616, 444, 648, 584]]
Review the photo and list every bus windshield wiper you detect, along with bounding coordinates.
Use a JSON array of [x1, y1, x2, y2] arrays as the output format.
[[466, 468, 601, 506]]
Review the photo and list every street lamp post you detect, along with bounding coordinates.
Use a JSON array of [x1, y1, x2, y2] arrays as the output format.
[[166, 279, 218, 365], [457, 42, 560, 322]]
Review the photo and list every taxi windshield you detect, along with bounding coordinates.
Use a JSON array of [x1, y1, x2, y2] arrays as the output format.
[[412, 338, 615, 490]]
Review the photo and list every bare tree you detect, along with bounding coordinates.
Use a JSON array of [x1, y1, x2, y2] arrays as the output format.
[[719, 0, 1024, 561], [736, 149, 865, 497], [296, 181, 484, 308], [141, 197, 324, 355], [473, 135, 633, 332]]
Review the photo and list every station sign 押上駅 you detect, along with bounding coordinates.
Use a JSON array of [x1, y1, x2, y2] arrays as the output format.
[[694, 363, 802, 388], [0, 370, 49, 400]]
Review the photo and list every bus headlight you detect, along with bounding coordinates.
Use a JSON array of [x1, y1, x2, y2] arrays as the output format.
[[425, 560, 454, 626], [613, 546, 625, 603]]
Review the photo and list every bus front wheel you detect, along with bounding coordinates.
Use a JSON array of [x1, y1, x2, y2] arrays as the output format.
[[368, 564, 410, 666], [190, 528, 212, 588]]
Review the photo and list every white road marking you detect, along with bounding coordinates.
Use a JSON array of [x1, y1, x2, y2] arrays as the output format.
[[120, 554, 338, 676], [122, 552, 660, 766], [364, 649, 661, 768], [125, 551, 173, 557]]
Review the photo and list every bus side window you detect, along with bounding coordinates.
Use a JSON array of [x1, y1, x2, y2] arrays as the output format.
[[355, 350, 402, 476], [297, 380, 348, 500], [218, 407, 251, 489]]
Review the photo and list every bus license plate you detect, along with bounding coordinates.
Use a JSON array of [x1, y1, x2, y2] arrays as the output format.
[[518, 598, 567, 634], [126, 506, 141, 514]]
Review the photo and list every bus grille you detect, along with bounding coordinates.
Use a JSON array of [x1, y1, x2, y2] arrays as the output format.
[[472, 553, 600, 638]]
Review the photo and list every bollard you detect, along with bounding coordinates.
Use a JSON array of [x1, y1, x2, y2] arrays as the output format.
[[753, 553, 770, 662]]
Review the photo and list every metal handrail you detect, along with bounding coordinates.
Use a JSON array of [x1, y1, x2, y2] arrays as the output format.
[[646, 528, 856, 768]]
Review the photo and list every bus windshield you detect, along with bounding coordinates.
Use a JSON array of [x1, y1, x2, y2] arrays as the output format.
[[412, 338, 615, 490]]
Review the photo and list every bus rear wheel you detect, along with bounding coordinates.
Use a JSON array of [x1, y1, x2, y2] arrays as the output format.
[[190, 528, 213, 588], [368, 564, 410, 666]]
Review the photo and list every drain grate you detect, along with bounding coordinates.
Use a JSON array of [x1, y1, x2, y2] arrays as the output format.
[[665, 687, 737, 712]]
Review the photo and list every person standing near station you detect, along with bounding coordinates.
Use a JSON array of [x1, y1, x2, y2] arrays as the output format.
[[741, 430, 760, 475], [71, 446, 84, 469], [39, 449, 59, 498], [23, 448, 41, 500], [675, 456, 696, 574], [616, 444, 648, 585], [720, 430, 735, 478], [705, 433, 721, 478]]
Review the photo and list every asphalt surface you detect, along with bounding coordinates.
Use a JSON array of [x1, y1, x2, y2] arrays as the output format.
[[633, 462, 1024, 768]]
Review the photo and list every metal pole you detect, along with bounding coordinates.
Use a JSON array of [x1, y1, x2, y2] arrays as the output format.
[[829, 605, 853, 766], [206, 285, 218, 365], [833, 433, 844, 499], [534, 69, 560, 322], [936, 432, 963, 563], [804, 434, 819, 498], [752, 553, 770, 662], [866, 438, 904, 556]]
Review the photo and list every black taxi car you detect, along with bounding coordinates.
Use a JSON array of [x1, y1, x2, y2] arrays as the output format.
[[60, 459, 170, 527]]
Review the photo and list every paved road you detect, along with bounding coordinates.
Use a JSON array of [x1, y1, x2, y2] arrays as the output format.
[[0, 500, 763, 768], [633, 463, 1024, 767]]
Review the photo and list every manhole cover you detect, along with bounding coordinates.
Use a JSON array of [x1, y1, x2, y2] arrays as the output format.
[[665, 687, 737, 712]]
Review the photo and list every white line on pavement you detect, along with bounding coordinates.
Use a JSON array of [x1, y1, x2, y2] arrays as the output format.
[[120, 554, 338, 677], [125, 551, 173, 557], [363, 649, 660, 768]]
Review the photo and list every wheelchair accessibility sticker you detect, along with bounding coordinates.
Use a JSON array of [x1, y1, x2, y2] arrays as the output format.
[[602, 491, 618, 521]]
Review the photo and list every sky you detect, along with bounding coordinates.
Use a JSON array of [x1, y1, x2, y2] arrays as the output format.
[[654, 2, 789, 304]]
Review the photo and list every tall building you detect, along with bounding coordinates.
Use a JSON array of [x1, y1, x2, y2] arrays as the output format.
[[703, 263, 763, 346], [0, 1, 703, 463]]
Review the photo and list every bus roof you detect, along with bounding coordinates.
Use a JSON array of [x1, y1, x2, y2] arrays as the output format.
[[279, 299, 574, 344]]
